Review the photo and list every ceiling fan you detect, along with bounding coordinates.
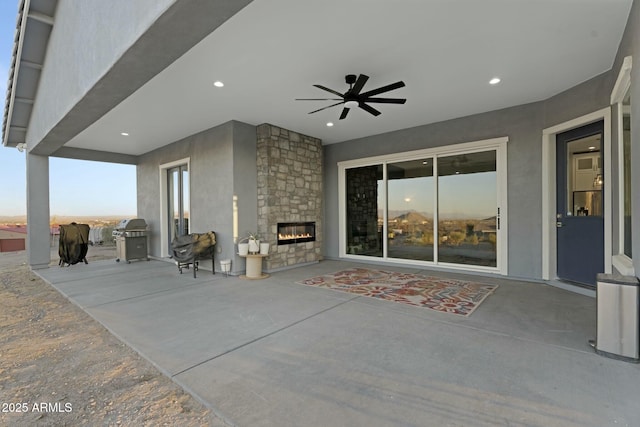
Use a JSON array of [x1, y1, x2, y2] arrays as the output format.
[[296, 74, 406, 120]]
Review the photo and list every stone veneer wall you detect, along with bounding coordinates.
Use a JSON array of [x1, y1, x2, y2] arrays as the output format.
[[256, 123, 323, 270]]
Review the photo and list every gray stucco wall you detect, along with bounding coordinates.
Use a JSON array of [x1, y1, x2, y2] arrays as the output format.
[[231, 121, 258, 271], [138, 121, 235, 271], [324, 102, 546, 280], [324, 65, 626, 282], [605, 0, 640, 274], [616, 0, 640, 274], [28, 0, 174, 149], [28, 0, 254, 156], [137, 120, 257, 273]]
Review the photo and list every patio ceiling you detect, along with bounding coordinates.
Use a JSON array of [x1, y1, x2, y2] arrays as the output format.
[[8, 0, 636, 156]]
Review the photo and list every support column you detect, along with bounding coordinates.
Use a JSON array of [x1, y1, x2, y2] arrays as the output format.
[[26, 153, 51, 269]]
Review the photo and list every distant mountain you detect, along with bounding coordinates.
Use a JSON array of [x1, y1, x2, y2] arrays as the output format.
[[392, 211, 431, 223], [0, 215, 133, 226]]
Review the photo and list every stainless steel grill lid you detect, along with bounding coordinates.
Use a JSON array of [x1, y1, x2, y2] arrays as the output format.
[[115, 218, 147, 231]]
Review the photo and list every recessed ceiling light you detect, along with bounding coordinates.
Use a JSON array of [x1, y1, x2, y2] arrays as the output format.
[[213, 81, 224, 87], [326, 122, 334, 127], [489, 77, 501, 85], [120, 132, 129, 136]]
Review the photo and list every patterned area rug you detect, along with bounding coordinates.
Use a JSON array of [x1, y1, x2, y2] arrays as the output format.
[[297, 268, 498, 317]]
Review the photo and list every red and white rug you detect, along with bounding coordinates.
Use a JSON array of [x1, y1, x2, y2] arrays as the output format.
[[297, 268, 498, 317]]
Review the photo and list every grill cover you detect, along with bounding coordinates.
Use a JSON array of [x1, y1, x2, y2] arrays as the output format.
[[171, 231, 216, 262], [59, 223, 90, 266]]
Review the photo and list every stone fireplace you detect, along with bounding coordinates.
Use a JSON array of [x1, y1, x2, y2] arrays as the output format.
[[256, 124, 323, 270]]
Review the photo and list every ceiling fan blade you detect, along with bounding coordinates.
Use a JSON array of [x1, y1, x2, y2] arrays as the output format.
[[308, 101, 345, 114], [339, 108, 350, 120], [359, 103, 382, 117], [295, 98, 343, 101], [313, 84, 345, 98], [350, 74, 369, 95], [359, 81, 405, 98], [361, 98, 406, 104]]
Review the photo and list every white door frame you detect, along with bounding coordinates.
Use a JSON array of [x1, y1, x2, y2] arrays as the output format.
[[541, 108, 612, 280], [338, 137, 508, 275], [159, 157, 191, 258]]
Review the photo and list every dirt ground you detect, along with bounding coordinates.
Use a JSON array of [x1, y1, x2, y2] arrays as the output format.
[[0, 245, 227, 426]]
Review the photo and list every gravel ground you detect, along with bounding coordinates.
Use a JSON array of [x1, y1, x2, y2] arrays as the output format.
[[0, 245, 227, 426]]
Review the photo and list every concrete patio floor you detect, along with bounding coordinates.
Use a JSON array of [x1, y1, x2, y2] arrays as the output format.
[[36, 258, 640, 426]]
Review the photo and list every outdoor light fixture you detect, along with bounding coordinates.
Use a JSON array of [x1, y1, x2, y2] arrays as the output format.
[[16, 143, 26, 152]]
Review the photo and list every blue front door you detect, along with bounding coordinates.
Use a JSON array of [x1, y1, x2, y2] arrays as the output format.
[[556, 121, 604, 287]]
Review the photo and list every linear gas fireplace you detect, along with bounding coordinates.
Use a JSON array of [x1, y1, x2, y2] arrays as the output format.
[[277, 222, 316, 245]]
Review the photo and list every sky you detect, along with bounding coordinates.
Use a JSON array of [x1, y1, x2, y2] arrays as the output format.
[[0, 1, 136, 217], [386, 172, 497, 219]]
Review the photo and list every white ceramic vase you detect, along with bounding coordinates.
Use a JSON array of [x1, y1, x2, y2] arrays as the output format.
[[238, 243, 249, 256]]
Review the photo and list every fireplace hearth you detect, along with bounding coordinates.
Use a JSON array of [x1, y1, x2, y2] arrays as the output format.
[[277, 222, 316, 245]]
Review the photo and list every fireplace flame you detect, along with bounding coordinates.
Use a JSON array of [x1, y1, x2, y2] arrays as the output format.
[[278, 233, 312, 240]]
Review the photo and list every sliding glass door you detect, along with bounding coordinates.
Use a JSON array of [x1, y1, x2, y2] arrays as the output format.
[[387, 159, 435, 261], [345, 165, 384, 256], [340, 139, 506, 273], [437, 151, 497, 267]]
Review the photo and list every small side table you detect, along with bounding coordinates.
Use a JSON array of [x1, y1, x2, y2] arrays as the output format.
[[239, 253, 269, 279]]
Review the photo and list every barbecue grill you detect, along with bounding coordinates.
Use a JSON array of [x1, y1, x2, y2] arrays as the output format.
[[113, 218, 148, 263]]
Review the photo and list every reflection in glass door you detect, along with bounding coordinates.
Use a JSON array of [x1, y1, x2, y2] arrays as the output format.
[[167, 164, 189, 251], [437, 151, 497, 266], [387, 159, 434, 261], [345, 165, 384, 257], [341, 140, 505, 273]]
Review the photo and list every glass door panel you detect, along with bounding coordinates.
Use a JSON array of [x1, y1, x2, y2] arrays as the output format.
[[167, 165, 189, 252], [437, 151, 497, 266], [182, 166, 190, 235], [345, 165, 384, 257], [387, 159, 434, 261], [622, 92, 632, 257]]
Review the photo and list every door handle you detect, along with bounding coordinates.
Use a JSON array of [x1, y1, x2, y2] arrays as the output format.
[[556, 221, 563, 228]]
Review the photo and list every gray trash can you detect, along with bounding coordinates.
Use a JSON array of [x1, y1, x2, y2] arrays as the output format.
[[593, 273, 639, 363]]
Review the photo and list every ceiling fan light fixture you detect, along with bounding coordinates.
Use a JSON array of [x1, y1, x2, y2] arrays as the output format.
[[344, 100, 359, 109]]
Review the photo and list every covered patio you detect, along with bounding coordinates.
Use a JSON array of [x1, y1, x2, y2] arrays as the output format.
[[36, 259, 640, 426]]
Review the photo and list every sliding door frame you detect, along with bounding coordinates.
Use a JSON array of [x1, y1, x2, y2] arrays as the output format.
[[338, 137, 508, 275]]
